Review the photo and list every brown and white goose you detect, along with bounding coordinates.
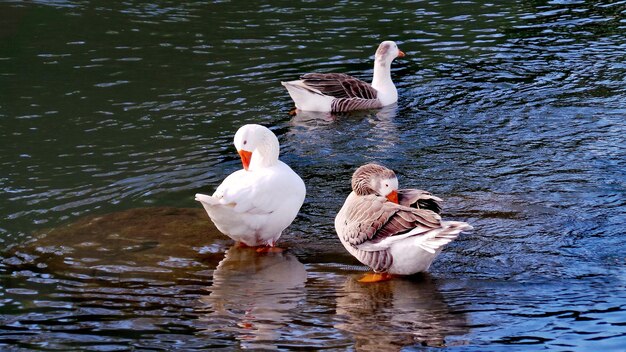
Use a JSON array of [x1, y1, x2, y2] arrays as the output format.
[[281, 41, 405, 113], [335, 163, 472, 282]]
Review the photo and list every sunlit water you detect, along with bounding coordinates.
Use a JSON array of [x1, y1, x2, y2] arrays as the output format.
[[1, 0, 625, 350]]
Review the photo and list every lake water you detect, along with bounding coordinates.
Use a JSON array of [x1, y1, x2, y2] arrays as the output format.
[[1, 0, 625, 350]]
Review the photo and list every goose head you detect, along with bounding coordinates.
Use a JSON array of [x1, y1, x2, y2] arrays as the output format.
[[351, 163, 399, 203], [233, 124, 280, 171], [374, 41, 405, 67]]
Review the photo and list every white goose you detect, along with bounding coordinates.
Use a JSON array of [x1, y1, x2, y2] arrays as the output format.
[[195, 124, 306, 249], [281, 41, 405, 113], [335, 163, 472, 282]]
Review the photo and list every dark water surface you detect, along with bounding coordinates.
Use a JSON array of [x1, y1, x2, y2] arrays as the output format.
[[1, 0, 625, 350]]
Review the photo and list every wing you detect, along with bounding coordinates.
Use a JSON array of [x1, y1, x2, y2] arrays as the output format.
[[214, 164, 305, 216], [339, 194, 441, 271], [300, 73, 378, 100], [341, 195, 441, 247], [330, 97, 383, 112], [212, 170, 274, 215], [397, 188, 443, 214]]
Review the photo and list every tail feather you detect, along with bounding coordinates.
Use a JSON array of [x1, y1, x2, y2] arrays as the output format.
[[281, 80, 324, 96], [416, 221, 472, 254], [281, 80, 334, 112], [195, 193, 219, 206]]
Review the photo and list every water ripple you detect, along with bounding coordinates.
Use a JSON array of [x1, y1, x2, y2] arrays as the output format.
[[0, 0, 625, 349]]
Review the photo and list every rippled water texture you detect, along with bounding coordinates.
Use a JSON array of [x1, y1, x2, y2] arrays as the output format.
[[1, 0, 625, 350]]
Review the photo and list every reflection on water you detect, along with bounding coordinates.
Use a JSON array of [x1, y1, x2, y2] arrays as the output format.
[[289, 110, 337, 128], [199, 246, 307, 349], [0, 208, 624, 350], [0, 208, 228, 350], [336, 274, 468, 350]]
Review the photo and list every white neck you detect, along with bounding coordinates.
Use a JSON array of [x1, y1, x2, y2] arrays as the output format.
[[248, 134, 280, 171], [371, 58, 398, 105]]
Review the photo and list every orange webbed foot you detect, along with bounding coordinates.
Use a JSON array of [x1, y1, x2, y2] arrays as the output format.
[[358, 272, 394, 283]]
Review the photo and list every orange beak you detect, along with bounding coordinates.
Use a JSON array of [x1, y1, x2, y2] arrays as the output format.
[[238, 150, 252, 171], [397, 50, 405, 58], [386, 190, 399, 204]]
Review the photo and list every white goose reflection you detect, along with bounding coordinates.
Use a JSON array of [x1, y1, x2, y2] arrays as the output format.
[[290, 103, 398, 131], [287, 104, 400, 162], [199, 246, 307, 349], [366, 103, 400, 153], [289, 109, 337, 128], [335, 274, 468, 350]]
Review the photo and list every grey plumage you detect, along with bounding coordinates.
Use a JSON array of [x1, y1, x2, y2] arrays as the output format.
[[335, 163, 472, 275], [300, 73, 378, 99], [397, 189, 443, 214], [282, 41, 404, 112], [299, 73, 383, 112], [339, 193, 441, 272]]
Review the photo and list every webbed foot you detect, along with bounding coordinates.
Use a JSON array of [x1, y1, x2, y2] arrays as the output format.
[[358, 272, 394, 283]]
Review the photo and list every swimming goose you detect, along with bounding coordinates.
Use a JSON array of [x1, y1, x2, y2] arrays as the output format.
[[335, 163, 472, 282], [282, 41, 405, 113], [195, 124, 306, 249]]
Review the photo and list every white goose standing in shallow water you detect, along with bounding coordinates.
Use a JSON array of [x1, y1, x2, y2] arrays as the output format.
[[195, 124, 306, 250], [281, 41, 405, 113], [335, 163, 472, 282]]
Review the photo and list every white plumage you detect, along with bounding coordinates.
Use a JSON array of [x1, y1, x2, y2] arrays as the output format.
[[195, 124, 306, 247]]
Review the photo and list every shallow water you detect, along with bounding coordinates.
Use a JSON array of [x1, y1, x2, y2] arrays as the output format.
[[1, 0, 625, 350]]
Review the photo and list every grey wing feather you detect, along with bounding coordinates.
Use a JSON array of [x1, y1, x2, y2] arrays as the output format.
[[369, 205, 441, 244], [331, 98, 383, 112], [301, 73, 378, 100], [341, 195, 442, 272], [397, 189, 443, 214]]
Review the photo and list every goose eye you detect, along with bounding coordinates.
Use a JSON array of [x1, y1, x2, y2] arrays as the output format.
[[385, 183, 388, 187], [243, 140, 247, 145]]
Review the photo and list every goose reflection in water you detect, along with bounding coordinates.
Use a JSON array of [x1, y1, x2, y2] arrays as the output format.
[[365, 104, 400, 153], [335, 274, 468, 350], [287, 104, 400, 165], [289, 109, 337, 128], [199, 246, 307, 349], [290, 103, 398, 132]]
